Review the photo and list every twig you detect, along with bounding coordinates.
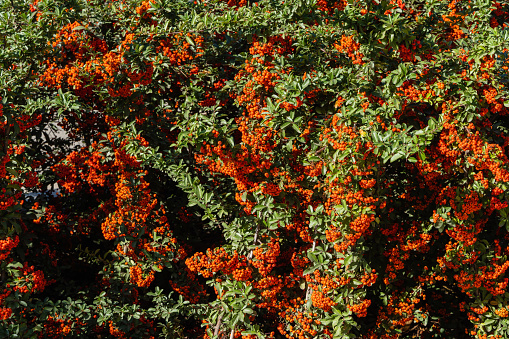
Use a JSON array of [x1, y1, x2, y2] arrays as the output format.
[[3, 125, 10, 154], [247, 223, 260, 260], [306, 239, 317, 301]]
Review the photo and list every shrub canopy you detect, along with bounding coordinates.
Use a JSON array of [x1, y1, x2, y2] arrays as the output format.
[[1, 0, 509, 338]]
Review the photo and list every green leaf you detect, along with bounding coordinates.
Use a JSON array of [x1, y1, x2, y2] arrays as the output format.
[[343, 254, 354, 267], [390, 152, 403, 163]]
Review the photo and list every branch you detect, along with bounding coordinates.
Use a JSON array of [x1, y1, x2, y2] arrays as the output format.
[[213, 312, 224, 338]]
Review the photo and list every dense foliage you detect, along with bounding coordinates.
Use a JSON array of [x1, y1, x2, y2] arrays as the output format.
[[2, 0, 509, 337]]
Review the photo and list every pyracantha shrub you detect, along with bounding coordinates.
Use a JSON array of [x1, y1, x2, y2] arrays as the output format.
[[2, 0, 509, 338]]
